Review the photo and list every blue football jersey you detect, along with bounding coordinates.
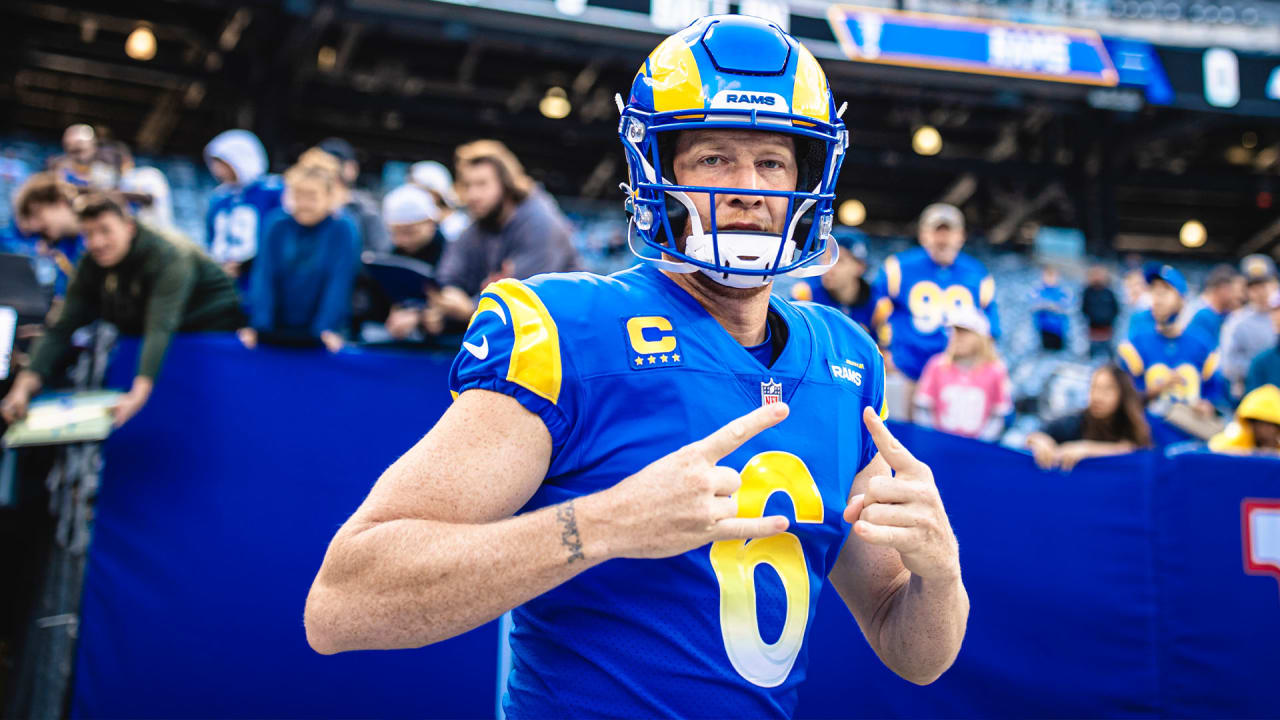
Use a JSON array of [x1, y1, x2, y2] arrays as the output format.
[[871, 247, 999, 381], [449, 263, 887, 718], [205, 175, 285, 265], [1118, 326, 1224, 406]]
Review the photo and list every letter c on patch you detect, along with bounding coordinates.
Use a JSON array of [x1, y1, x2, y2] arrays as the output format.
[[627, 316, 677, 354]]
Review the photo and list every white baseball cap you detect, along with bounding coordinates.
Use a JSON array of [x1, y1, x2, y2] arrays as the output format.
[[382, 184, 440, 226], [920, 203, 965, 231], [409, 161, 458, 208], [946, 305, 990, 337]]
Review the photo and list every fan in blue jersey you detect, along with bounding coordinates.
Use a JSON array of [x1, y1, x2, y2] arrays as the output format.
[[871, 203, 999, 387], [305, 15, 968, 719], [1031, 266, 1072, 351], [789, 233, 874, 332], [203, 129, 284, 294], [1117, 264, 1226, 445], [1127, 263, 1242, 346]]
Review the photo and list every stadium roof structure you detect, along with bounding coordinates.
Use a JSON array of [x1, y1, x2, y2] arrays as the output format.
[[1, 0, 1278, 256]]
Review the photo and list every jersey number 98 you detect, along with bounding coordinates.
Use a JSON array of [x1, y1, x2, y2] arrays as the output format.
[[709, 451, 823, 687]]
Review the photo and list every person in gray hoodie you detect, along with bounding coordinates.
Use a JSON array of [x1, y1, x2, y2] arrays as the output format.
[[1222, 254, 1280, 398], [203, 129, 284, 294]]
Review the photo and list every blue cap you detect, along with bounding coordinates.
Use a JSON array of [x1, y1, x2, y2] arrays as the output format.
[[831, 230, 868, 262], [1144, 263, 1187, 296]]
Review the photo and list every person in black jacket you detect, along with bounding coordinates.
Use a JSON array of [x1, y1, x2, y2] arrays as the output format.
[[1081, 264, 1120, 359]]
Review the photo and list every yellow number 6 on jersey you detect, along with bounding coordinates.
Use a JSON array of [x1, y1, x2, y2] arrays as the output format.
[[709, 451, 823, 687]]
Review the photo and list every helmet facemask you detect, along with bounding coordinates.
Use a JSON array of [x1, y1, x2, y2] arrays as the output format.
[[620, 107, 845, 289]]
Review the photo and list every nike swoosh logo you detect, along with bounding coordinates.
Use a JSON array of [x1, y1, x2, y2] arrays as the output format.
[[462, 336, 489, 360]]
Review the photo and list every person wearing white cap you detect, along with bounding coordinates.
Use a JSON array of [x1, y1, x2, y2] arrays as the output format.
[[409, 160, 470, 243], [378, 184, 448, 339], [912, 304, 1011, 440], [870, 203, 999, 419]]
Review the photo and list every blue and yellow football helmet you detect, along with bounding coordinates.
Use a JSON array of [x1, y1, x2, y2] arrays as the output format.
[[619, 14, 848, 288]]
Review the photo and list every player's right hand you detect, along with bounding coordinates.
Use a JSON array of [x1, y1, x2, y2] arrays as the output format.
[[587, 403, 792, 560]]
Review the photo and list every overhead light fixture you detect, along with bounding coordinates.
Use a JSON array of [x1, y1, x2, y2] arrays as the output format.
[[1242, 131, 1258, 149], [837, 199, 866, 226], [125, 25, 157, 61], [539, 87, 571, 119], [912, 125, 942, 156], [317, 46, 337, 72], [1179, 219, 1207, 248]]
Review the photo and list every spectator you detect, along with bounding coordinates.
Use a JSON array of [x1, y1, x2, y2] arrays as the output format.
[[115, 142, 175, 231], [14, 172, 85, 299], [433, 140, 580, 323], [1117, 264, 1225, 444], [410, 160, 470, 243], [1081, 264, 1120, 359], [871, 202, 999, 417], [1245, 291, 1280, 394], [1025, 364, 1152, 470], [379, 184, 448, 340], [317, 137, 391, 254], [0, 147, 32, 186], [788, 234, 874, 332], [1208, 384, 1280, 456], [48, 123, 116, 189], [1221, 254, 1280, 398], [913, 305, 1011, 441], [0, 194, 241, 428], [1032, 265, 1071, 351], [204, 129, 284, 285], [240, 157, 358, 354], [1122, 267, 1150, 311], [1183, 264, 1244, 344]]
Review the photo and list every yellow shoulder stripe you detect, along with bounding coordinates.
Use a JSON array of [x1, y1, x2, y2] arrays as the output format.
[[979, 275, 996, 308], [1202, 350, 1220, 381], [884, 255, 901, 298], [1117, 342, 1144, 377], [484, 279, 562, 405]]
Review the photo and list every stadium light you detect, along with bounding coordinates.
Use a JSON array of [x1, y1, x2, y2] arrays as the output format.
[[125, 25, 156, 61], [837, 199, 866, 226], [1180, 219, 1207, 248], [539, 87, 571, 119], [317, 46, 337, 72], [912, 125, 942, 156]]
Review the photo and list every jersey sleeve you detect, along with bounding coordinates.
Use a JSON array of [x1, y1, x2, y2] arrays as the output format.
[[980, 274, 1001, 339], [448, 278, 578, 454], [1117, 340, 1146, 390]]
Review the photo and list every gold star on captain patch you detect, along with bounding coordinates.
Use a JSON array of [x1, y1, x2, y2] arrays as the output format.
[[647, 355, 656, 364], [634, 356, 644, 366], [672, 353, 681, 362], [660, 355, 668, 363]]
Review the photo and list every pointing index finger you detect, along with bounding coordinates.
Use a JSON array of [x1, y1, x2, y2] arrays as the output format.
[[862, 405, 917, 471], [696, 403, 790, 461]]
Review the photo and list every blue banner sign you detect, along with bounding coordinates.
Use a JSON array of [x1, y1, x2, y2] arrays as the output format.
[[827, 4, 1119, 86]]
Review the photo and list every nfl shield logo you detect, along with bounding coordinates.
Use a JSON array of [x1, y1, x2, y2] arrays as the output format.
[[760, 378, 782, 406]]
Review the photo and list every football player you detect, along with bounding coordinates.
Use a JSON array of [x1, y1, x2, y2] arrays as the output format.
[[305, 16, 968, 717]]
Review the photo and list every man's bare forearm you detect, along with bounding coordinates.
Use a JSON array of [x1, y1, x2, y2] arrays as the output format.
[[304, 497, 607, 655], [875, 571, 969, 685]]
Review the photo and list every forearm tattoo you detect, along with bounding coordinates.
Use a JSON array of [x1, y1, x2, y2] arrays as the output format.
[[556, 501, 585, 565]]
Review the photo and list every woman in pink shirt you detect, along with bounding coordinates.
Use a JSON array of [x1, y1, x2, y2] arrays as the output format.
[[914, 306, 1012, 440]]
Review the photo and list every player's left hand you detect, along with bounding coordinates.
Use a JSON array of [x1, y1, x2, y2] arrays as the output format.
[[843, 407, 960, 582]]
